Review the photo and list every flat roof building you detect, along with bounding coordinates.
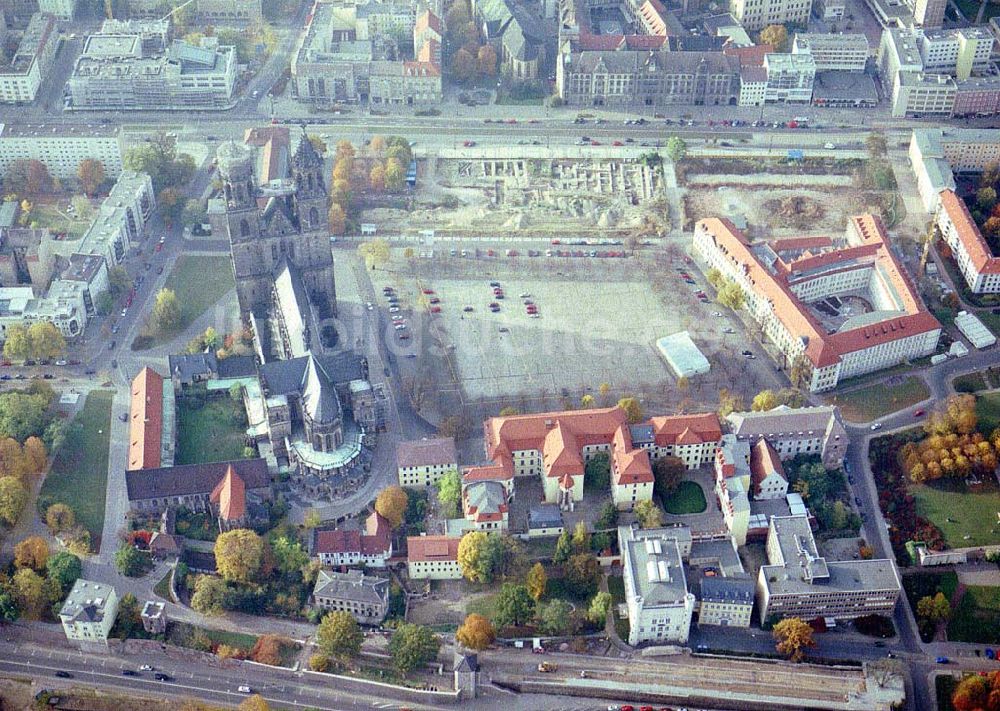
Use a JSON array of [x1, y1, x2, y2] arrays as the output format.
[[655, 331, 710, 378], [936, 189, 1000, 294], [619, 525, 695, 645], [0, 122, 124, 180], [757, 515, 901, 623], [792, 33, 869, 72], [0, 12, 58, 103]]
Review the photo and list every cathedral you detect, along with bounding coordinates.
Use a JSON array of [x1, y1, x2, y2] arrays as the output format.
[[210, 131, 337, 327]]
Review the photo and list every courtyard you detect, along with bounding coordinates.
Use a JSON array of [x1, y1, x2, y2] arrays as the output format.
[[174, 390, 250, 466]]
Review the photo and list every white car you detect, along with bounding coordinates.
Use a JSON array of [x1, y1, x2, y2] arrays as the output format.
[[394, 323, 407, 330], [389, 306, 400, 313], [712, 311, 723, 317], [238, 685, 252, 694], [870, 423, 882, 430], [139, 665, 153, 671]]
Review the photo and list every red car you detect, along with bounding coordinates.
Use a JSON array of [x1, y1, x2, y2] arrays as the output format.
[[421, 288, 434, 294], [430, 306, 441, 313], [463, 140, 476, 147], [621, 706, 635, 711], [914, 408, 926, 417], [612, 140, 623, 146]]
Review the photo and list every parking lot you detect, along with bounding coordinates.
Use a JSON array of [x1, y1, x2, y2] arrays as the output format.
[[369, 254, 785, 411]]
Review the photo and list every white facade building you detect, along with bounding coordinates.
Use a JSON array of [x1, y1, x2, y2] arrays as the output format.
[[936, 189, 1000, 293], [0, 13, 58, 104], [39, 0, 79, 19], [730, 0, 811, 31], [59, 579, 119, 651], [792, 33, 869, 72], [0, 123, 124, 179], [78, 171, 156, 266], [619, 525, 695, 646]]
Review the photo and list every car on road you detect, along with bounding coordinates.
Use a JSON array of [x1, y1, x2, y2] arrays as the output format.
[[936, 657, 950, 664], [537, 662, 557, 672], [421, 289, 434, 294], [463, 140, 476, 147], [55, 671, 72, 678], [238, 685, 252, 694], [155, 673, 171, 681], [914, 408, 925, 417], [429, 297, 441, 304], [121, 669, 137, 676], [155, 243, 162, 252], [711, 311, 722, 317], [985, 647, 996, 660], [463, 306, 474, 312], [55, 360, 67, 366], [157, 266, 163, 274], [870, 423, 882, 430], [139, 665, 153, 671], [430, 306, 441, 313], [109, 340, 116, 350]]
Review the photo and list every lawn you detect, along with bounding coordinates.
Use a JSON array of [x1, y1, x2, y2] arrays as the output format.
[[153, 569, 174, 602], [39, 390, 113, 549], [827, 376, 929, 423], [606, 575, 630, 641], [911, 482, 1000, 548], [662, 481, 707, 515], [465, 593, 498, 621], [976, 391, 1000, 435], [167, 621, 258, 652], [936, 674, 958, 711], [949, 585, 1000, 644], [137, 255, 234, 348], [31, 202, 93, 240], [175, 393, 249, 465], [953, 371, 988, 393], [902, 570, 959, 612]]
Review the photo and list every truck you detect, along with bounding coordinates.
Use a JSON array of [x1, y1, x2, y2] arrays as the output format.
[[537, 662, 557, 673]]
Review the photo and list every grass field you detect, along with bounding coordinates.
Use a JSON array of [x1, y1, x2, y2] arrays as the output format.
[[953, 371, 988, 393], [137, 255, 235, 348], [976, 392, 1000, 435], [175, 395, 248, 465], [828, 376, 929, 423], [662, 481, 708, 515], [949, 585, 1000, 644], [31, 202, 93, 240], [606, 575, 630, 641], [902, 570, 959, 612], [466, 593, 498, 621], [167, 621, 259, 652], [911, 483, 1000, 548], [39, 390, 113, 548], [153, 569, 174, 602]]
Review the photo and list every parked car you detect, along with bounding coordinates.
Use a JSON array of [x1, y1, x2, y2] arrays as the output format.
[[155, 673, 171, 681], [55, 671, 72, 678], [121, 669, 137, 676], [936, 657, 949, 664], [238, 686, 252, 694]]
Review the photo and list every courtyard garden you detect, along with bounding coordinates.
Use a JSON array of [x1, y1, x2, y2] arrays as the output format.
[[175, 389, 250, 465], [661, 481, 707, 515]]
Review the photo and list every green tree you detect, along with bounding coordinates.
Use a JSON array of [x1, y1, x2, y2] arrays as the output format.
[[317, 610, 364, 662], [553, 529, 573, 564], [0, 591, 18, 624], [114, 593, 142, 640], [571, 521, 591, 553], [976, 186, 997, 212], [45, 501, 75, 532], [751, 389, 779, 412], [537, 599, 577, 635], [617, 397, 643, 423], [634, 500, 663, 529], [108, 266, 131, 296], [123, 134, 194, 190], [595, 502, 618, 530], [114, 543, 147, 577], [151, 288, 182, 334], [2, 324, 30, 362], [760, 23, 789, 51], [587, 591, 613, 624], [388, 623, 440, 675], [214, 529, 264, 583], [665, 136, 688, 162], [45, 551, 82, 595], [584, 452, 611, 490], [11, 568, 47, 619], [328, 203, 347, 235], [435, 469, 463, 518], [0, 389, 54, 442], [27, 321, 65, 361], [451, 47, 476, 82], [384, 157, 406, 191], [0, 476, 27, 526], [494, 583, 535, 628], [652, 456, 686, 501], [270, 535, 309, 577], [190, 575, 228, 616], [916, 592, 951, 622], [717, 280, 745, 310], [456, 613, 495, 651], [458, 531, 491, 583], [526, 562, 547, 601], [182, 198, 207, 227], [565, 553, 602, 596]]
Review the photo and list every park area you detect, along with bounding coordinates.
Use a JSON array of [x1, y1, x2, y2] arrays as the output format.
[[662, 481, 707, 515], [827, 375, 929, 423], [912, 483, 1000, 548], [135, 255, 236, 350], [38, 390, 113, 549], [175, 391, 249, 465]]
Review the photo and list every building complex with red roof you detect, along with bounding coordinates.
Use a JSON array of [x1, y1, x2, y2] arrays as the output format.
[[935, 189, 1000, 294], [310, 512, 393, 568], [693, 215, 940, 392], [128, 367, 166, 471], [463, 406, 723, 511]]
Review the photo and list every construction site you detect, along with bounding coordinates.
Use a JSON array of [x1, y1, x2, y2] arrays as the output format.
[[360, 148, 670, 240]]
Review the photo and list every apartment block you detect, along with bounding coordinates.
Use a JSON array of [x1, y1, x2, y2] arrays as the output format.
[[792, 33, 869, 72], [628, 413, 723, 469], [396, 437, 457, 487], [619, 525, 695, 645], [912, 0, 946, 28], [693, 216, 940, 392], [725, 405, 848, 469], [407, 534, 463, 579], [919, 27, 994, 79], [935, 189, 1000, 293], [714, 434, 751, 545], [59, 579, 119, 651], [952, 69, 1000, 116], [738, 66, 767, 106], [0, 123, 124, 180], [757, 515, 901, 623], [0, 282, 87, 342], [68, 36, 237, 110], [0, 12, 57, 103], [38, 0, 76, 19], [764, 52, 816, 103], [195, 0, 263, 24], [730, 0, 811, 30], [78, 171, 155, 266]]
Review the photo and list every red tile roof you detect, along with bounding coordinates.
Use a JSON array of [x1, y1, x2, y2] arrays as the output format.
[[407, 534, 461, 563], [313, 528, 361, 555], [314, 512, 392, 556], [696, 217, 940, 370], [362, 512, 392, 555], [723, 43, 773, 67], [128, 367, 163, 471], [647, 413, 722, 447], [750, 439, 786, 494], [939, 189, 1000, 275], [210, 465, 247, 522]]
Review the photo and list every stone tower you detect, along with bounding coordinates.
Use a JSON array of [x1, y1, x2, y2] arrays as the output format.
[[213, 134, 337, 320]]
